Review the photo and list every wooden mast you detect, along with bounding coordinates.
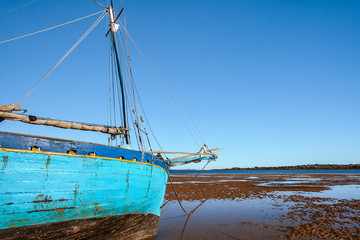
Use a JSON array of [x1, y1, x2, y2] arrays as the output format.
[[107, 2, 130, 145]]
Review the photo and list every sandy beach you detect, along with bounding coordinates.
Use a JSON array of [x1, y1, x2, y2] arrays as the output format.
[[158, 173, 360, 239]]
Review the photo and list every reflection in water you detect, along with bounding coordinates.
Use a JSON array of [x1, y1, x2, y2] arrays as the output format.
[[158, 174, 360, 239], [179, 200, 207, 240], [158, 198, 288, 240], [256, 177, 322, 187], [302, 184, 360, 199], [159, 200, 207, 239]]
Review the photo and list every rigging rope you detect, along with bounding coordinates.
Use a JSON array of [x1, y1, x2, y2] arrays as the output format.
[[118, 21, 201, 147], [121, 1, 170, 154], [117, 20, 206, 147], [0, 0, 38, 17], [114, 28, 167, 155], [116, 29, 144, 151], [107, 4, 215, 218], [0, 10, 105, 45], [131, 71, 168, 156], [161, 157, 209, 216], [18, 11, 107, 104], [128, 0, 207, 145], [118, 41, 142, 150], [121, 0, 143, 151]]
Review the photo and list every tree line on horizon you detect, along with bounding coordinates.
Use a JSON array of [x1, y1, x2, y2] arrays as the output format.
[[223, 164, 360, 171]]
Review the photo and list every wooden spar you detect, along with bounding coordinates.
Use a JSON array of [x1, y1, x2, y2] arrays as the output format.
[[0, 104, 21, 112], [145, 148, 219, 155], [169, 152, 216, 161], [0, 111, 129, 135], [146, 147, 223, 162]]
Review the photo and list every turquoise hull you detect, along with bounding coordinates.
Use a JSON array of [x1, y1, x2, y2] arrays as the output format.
[[0, 132, 168, 235]]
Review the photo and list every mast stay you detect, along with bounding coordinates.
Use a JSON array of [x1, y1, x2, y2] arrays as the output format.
[[106, 4, 130, 145], [0, 1, 218, 162]]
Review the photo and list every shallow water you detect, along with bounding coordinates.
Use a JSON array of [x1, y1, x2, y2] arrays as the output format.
[[256, 177, 321, 187], [303, 184, 360, 199], [157, 173, 360, 239], [158, 198, 289, 240], [171, 169, 360, 175], [169, 179, 248, 184]]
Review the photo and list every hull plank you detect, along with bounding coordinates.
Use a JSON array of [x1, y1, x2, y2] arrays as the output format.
[[0, 131, 167, 170], [0, 149, 168, 233], [0, 213, 159, 240]]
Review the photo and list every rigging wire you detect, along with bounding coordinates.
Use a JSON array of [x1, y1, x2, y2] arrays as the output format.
[[111, 2, 167, 154], [106, 2, 205, 154], [110, 32, 141, 148], [106, 27, 111, 137], [0, 0, 38, 17], [0, 10, 106, 45], [116, 31, 142, 150], [110, 45, 124, 146], [18, 11, 107, 104], [117, 41, 168, 156], [130, 41, 202, 147], [118, 31, 142, 144], [111, 0, 146, 152], [117, 20, 202, 147], [111, 47, 120, 126], [113, 39, 132, 146], [123, 58, 167, 156], [117, 38, 140, 150], [121, 0, 143, 149], [109, 46, 117, 145], [110, 10, 170, 157], [108, 1, 149, 151], [106, 5, 215, 218], [128, 0, 207, 145]]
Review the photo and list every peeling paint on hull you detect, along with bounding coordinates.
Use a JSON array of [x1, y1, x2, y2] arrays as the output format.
[[0, 132, 169, 237]]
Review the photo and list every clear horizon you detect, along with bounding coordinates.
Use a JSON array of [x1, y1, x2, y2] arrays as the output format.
[[0, 0, 359, 170]]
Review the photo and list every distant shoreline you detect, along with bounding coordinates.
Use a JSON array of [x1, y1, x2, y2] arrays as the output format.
[[219, 164, 360, 171], [171, 164, 360, 172]]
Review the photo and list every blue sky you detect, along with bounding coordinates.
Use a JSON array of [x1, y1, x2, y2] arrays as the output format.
[[0, 0, 359, 169]]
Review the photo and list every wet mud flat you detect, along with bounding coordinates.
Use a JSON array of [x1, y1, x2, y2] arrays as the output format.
[[158, 173, 360, 239]]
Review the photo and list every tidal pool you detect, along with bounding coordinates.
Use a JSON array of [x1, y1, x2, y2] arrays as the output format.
[[158, 198, 289, 240], [158, 173, 360, 239]]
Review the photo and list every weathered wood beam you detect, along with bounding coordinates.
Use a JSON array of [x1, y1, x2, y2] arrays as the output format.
[[0, 111, 128, 135]]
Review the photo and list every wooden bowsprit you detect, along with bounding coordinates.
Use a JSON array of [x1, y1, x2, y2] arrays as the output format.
[[146, 146, 222, 167]]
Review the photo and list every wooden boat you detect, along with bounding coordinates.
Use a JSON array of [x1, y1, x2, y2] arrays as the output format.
[[0, 2, 217, 239]]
